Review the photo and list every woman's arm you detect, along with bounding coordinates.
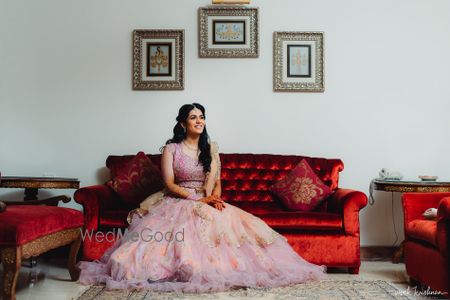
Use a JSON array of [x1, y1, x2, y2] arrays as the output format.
[[161, 145, 194, 199], [212, 178, 221, 198]]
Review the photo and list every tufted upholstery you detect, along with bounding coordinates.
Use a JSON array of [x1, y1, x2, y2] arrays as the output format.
[[76, 152, 366, 273], [0, 206, 83, 246]]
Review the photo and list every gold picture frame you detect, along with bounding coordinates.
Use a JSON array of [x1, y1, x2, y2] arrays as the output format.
[[132, 29, 184, 90], [198, 6, 259, 58], [273, 31, 324, 92]]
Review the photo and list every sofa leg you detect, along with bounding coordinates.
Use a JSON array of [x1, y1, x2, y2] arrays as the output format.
[[409, 277, 422, 288], [1, 247, 21, 300], [68, 234, 81, 281], [348, 266, 360, 274]]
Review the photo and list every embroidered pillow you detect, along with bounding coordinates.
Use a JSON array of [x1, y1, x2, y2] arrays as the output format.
[[107, 151, 165, 207], [269, 159, 332, 211]]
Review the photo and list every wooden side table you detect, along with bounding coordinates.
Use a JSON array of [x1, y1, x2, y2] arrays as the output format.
[[372, 179, 450, 194], [0, 176, 80, 200], [370, 178, 450, 263]]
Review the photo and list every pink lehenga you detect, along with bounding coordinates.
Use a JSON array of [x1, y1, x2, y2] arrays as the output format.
[[78, 143, 326, 293]]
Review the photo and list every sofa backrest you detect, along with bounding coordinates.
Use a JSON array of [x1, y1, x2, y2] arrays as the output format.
[[106, 153, 344, 203], [220, 153, 343, 202]]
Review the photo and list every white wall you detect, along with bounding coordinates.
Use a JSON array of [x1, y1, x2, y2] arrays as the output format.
[[1, 0, 450, 246]]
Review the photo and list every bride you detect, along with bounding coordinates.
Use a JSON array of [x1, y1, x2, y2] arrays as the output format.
[[78, 103, 326, 293]]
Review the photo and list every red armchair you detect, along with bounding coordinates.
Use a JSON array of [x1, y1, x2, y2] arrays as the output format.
[[75, 153, 367, 274], [402, 192, 450, 296]]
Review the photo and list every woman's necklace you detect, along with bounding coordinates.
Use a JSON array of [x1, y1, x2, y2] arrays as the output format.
[[183, 141, 199, 152]]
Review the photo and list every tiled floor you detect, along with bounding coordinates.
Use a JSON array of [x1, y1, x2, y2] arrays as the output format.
[[0, 259, 432, 300]]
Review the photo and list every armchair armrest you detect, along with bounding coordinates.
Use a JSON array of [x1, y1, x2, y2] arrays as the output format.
[[74, 184, 118, 231], [402, 192, 450, 226], [327, 188, 368, 235], [437, 197, 450, 254]]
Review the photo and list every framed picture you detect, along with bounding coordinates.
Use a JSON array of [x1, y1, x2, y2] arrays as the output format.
[[132, 29, 184, 90], [198, 6, 259, 58], [273, 32, 324, 92]]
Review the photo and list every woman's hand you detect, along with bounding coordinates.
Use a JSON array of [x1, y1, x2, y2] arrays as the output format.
[[200, 195, 225, 211]]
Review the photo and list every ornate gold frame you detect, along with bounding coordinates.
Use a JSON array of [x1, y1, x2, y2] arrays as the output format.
[[132, 29, 184, 90], [273, 31, 324, 92], [198, 6, 259, 58]]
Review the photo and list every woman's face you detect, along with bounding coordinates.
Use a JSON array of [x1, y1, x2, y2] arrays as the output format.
[[183, 108, 205, 136]]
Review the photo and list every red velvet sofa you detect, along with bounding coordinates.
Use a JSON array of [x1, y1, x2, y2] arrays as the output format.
[[402, 192, 450, 295], [75, 153, 367, 274]]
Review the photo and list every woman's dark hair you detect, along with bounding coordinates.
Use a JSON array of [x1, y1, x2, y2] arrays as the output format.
[[165, 103, 211, 173]]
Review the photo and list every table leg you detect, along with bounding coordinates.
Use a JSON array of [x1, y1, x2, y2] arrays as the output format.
[[392, 240, 404, 263], [1, 247, 21, 300], [24, 188, 38, 201], [23, 257, 37, 268]]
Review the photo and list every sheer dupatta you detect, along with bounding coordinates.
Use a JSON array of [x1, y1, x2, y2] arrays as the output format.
[[204, 142, 221, 197], [128, 142, 221, 224]]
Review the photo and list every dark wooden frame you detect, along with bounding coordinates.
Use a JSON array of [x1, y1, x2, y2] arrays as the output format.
[[146, 43, 173, 77], [287, 44, 312, 78], [212, 20, 246, 45]]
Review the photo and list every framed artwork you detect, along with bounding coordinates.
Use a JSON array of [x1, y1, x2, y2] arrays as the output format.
[[132, 29, 184, 90], [273, 32, 324, 92], [198, 6, 259, 58]]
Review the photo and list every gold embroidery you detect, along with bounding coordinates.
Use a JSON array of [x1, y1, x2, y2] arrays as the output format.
[[254, 231, 281, 247], [215, 232, 225, 246], [1, 247, 16, 265], [289, 177, 323, 204], [193, 203, 213, 221]]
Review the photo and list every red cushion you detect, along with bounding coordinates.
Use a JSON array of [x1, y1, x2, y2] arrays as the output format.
[[257, 211, 342, 230], [269, 159, 332, 211], [107, 151, 165, 208], [0, 205, 83, 246], [406, 220, 438, 247]]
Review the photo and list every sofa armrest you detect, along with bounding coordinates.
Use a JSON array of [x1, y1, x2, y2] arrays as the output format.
[[437, 197, 450, 254], [74, 184, 118, 231], [327, 188, 368, 235], [402, 192, 450, 227]]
